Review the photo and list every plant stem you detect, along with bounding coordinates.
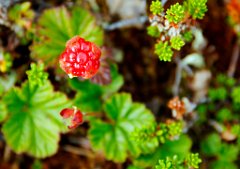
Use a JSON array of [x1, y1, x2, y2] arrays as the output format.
[[209, 120, 224, 133], [227, 43, 239, 77], [172, 56, 182, 96], [3, 145, 11, 162], [63, 145, 95, 158], [84, 112, 102, 117], [161, 0, 168, 6], [103, 16, 148, 31]]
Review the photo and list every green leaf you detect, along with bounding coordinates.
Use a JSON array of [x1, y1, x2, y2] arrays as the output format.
[[26, 63, 48, 88], [150, 0, 164, 15], [216, 74, 236, 87], [184, 0, 207, 19], [147, 26, 160, 38], [69, 79, 102, 112], [201, 133, 221, 156], [217, 143, 239, 162], [231, 124, 240, 137], [170, 36, 185, 50], [155, 156, 179, 169], [127, 166, 145, 169], [89, 93, 155, 162], [196, 104, 207, 123], [3, 111, 59, 157], [32, 160, 43, 169], [231, 86, 240, 104], [216, 108, 232, 122], [131, 124, 159, 154], [69, 64, 123, 112], [208, 87, 227, 101], [166, 3, 185, 24], [185, 153, 202, 169], [0, 102, 7, 122], [210, 160, 238, 169], [8, 2, 34, 27], [156, 135, 192, 160], [101, 64, 124, 99], [155, 41, 173, 62], [31, 6, 103, 65], [182, 31, 193, 42], [2, 80, 71, 158]]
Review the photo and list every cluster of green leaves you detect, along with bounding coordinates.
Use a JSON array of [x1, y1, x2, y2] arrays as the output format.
[[67, 64, 191, 166], [156, 155, 180, 169], [157, 121, 183, 143], [8, 2, 34, 26], [26, 63, 48, 88], [149, 0, 208, 21], [184, 0, 208, 19], [148, 0, 207, 61], [166, 3, 185, 24], [131, 124, 157, 143], [185, 153, 202, 169], [131, 121, 183, 145], [170, 36, 185, 51], [201, 133, 239, 169], [31, 6, 103, 66], [150, 0, 164, 15], [7, 2, 35, 43], [88, 93, 155, 162], [196, 74, 240, 168], [131, 135, 192, 168], [154, 41, 173, 62], [197, 74, 240, 123], [1, 63, 71, 158], [155, 153, 202, 169], [204, 74, 239, 119], [124, 120, 194, 169]]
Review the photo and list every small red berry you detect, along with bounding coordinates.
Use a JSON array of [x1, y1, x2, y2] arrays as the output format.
[[60, 107, 83, 129], [59, 36, 101, 79]]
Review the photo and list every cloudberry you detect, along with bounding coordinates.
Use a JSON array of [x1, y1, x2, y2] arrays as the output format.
[[59, 36, 101, 79], [60, 107, 83, 129]]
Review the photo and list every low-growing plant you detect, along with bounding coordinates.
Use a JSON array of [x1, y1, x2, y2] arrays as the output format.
[[2, 63, 71, 158], [148, 0, 207, 61], [0, 1, 240, 169], [197, 74, 240, 168]]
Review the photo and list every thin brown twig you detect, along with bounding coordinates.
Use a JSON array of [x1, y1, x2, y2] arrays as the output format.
[[227, 43, 239, 77], [63, 145, 95, 158], [3, 145, 11, 162], [172, 55, 194, 96], [172, 56, 182, 96]]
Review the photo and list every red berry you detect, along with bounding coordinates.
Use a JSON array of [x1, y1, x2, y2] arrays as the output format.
[[59, 36, 101, 79], [60, 107, 83, 129]]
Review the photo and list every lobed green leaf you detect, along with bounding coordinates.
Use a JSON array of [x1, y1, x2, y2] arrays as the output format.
[[89, 93, 155, 162], [2, 80, 71, 158], [31, 6, 103, 66]]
